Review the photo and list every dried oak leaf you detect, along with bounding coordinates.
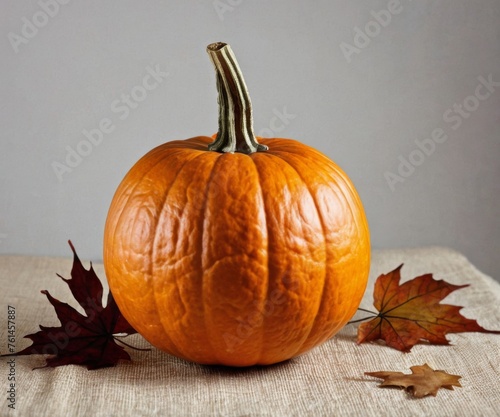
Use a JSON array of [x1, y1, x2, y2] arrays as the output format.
[[357, 264, 500, 352], [365, 363, 462, 398], [10, 241, 141, 370]]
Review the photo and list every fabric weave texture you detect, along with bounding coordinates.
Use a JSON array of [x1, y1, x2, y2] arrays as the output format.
[[1, 247, 499, 416]]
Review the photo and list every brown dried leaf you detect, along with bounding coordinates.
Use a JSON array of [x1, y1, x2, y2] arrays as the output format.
[[365, 363, 462, 398]]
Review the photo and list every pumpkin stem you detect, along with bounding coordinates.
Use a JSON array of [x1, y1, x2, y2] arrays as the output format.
[[206, 42, 268, 154]]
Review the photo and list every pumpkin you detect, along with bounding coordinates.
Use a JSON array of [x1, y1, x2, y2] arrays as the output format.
[[103, 42, 370, 366]]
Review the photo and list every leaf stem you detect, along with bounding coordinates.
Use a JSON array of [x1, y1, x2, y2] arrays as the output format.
[[347, 308, 380, 325], [347, 316, 377, 325], [113, 336, 151, 352], [357, 308, 378, 315]]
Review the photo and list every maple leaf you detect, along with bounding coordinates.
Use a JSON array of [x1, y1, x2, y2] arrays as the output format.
[[365, 363, 462, 398], [5, 241, 143, 370], [356, 264, 500, 352]]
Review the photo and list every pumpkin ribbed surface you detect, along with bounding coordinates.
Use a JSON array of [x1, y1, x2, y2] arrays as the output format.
[[104, 136, 370, 366]]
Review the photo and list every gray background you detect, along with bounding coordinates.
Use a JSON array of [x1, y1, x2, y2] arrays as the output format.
[[1, 0, 499, 281]]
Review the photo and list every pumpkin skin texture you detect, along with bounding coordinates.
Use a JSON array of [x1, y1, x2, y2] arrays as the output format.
[[104, 136, 370, 366], [104, 43, 370, 366]]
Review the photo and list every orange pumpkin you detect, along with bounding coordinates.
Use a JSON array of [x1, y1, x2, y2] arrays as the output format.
[[104, 42, 370, 366]]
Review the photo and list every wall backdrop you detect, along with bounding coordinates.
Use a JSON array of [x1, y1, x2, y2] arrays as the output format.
[[1, 0, 499, 281]]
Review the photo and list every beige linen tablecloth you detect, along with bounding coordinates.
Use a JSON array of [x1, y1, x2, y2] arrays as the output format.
[[1, 247, 499, 416]]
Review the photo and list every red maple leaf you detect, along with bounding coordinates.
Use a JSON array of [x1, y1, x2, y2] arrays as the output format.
[[7, 241, 144, 369], [356, 264, 500, 352]]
